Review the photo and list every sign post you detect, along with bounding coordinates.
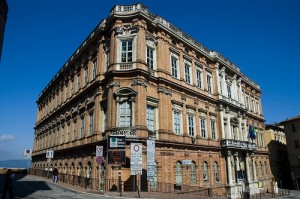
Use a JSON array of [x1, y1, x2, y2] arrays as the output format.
[[45, 150, 54, 178], [107, 135, 126, 196], [96, 145, 104, 191]]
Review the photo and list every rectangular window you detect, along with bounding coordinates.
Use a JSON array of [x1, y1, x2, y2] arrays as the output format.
[[200, 117, 206, 138], [105, 50, 110, 69], [65, 85, 68, 99], [121, 40, 133, 63], [227, 84, 232, 98], [119, 101, 132, 127], [92, 60, 97, 80], [89, 112, 94, 136], [102, 108, 107, 132], [295, 140, 299, 149], [173, 111, 181, 134], [211, 119, 216, 139], [196, 69, 202, 88], [73, 121, 77, 140], [80, 117, 85, 138], [188, 115, 194, 137], [251, 98, 255, 112], [84, 68, 88, 86], [61, 126, 64, 143], [207, 75, 212, 94], [60, 90, 63, 103], [246, 96, 249, 110], [184, 63, 191, 84], [67, 124, 70, 142], [146, 105, 155, 131], [71, 80, 74, 95], [147, 47, 154, 69], [171, 57, 178, 79], [77, 74, 81, 92]]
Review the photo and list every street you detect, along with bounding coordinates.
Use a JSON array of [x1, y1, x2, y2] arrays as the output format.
[[0, 174, 109, 199]]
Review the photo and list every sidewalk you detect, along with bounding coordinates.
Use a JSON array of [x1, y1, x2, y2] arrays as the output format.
[[28, 175, 297, 199]]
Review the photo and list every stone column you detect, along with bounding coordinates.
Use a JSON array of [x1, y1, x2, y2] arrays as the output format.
[[215, 62, 220, 94], [226, 108, 231, 139], [243, 118, 248, 141], [253, 158, 257, 182], [220, 105, 225, 139], [221, 67, 227, 97], [235, 155, 240, 183], [245, 153, 252, 183], [232, 74, 238, 101], [238, 115, 242, 141], [227, 153, 233, 185]]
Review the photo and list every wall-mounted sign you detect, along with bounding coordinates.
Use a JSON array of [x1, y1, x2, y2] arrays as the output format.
[[108, 135, 126, 150], [182, 159, 192, 165], [46, 150, 54, 158], [107, 150, 126, 165]]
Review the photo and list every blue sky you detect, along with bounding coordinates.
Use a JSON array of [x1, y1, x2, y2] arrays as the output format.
[[1, 0, 300, 161]]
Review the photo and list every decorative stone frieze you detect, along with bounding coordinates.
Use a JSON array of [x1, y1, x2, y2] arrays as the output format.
[[157, 87, 172, 96], [115, 25, 139, 36], [131, 79, 148, 87], [106, 81, 120, 89]]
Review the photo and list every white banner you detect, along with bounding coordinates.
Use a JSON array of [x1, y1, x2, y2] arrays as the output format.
[[130, 143, 142, 175], [147, 140, 156, 165]]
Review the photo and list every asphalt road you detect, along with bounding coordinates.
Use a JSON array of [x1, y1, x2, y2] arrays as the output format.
[[0, 174, 111, 199]]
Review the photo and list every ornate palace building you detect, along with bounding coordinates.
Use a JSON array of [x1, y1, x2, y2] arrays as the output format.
[[31, 3, 270, 198]]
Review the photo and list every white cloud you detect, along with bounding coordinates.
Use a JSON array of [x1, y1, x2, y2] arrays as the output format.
[[0, 134, 17, 143]]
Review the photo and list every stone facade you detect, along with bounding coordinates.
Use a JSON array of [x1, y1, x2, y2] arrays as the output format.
[[32, 3, 271, 198]]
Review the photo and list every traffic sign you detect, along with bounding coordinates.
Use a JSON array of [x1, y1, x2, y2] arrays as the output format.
[[24, 149, 32, 158], [96, 145, 103, 157], [96, 156, 104, 165]]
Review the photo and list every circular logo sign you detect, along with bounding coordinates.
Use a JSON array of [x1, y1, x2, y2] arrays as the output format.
[[96, 157, 103, 165]]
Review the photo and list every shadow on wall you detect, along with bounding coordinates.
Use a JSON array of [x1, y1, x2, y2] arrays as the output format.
[[267, 140, 293, 189]]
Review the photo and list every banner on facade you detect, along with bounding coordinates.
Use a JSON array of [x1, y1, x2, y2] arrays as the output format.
[[130, 143, 142, 175], [147, 139, 155, 165]]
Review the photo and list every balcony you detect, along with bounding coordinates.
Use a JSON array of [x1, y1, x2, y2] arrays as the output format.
[[221, 139, 256, 151]]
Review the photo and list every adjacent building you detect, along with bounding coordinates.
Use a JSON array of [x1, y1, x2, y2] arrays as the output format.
[[265, 124, 292, 189], [280, 116, 300, 190], [0, 0, 8, 61], [31, 3, 271, 198]]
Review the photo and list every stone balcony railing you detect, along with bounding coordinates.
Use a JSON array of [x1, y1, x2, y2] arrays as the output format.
[[221, 139, 256, 150]]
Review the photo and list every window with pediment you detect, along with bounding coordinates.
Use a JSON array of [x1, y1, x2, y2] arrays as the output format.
[[115, 88, 137, 127]]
